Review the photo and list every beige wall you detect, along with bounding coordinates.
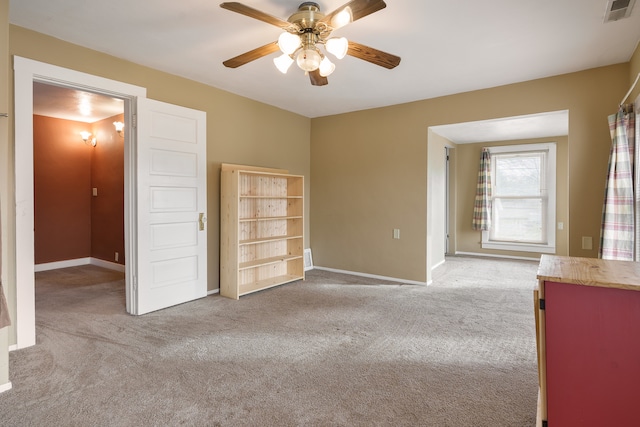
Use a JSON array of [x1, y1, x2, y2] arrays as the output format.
[[629, 43, 640, 103], [311, 107, 428, 281], [311, 64, 629, 283], [454, 137, 569, 258]]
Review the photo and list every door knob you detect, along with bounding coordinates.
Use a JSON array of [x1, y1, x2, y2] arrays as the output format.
[[199, 213, 207, 231]]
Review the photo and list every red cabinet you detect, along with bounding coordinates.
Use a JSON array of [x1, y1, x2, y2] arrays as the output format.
[[536, 255, 640, 426]]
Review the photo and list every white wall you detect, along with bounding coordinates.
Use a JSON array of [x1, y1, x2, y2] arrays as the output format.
[[427, 130, 451, 281]]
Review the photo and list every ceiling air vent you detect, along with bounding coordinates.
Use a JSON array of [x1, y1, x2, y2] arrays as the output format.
[[604, 0, 636, 22]]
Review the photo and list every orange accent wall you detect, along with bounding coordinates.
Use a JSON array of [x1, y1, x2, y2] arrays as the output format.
[[33, 114, 125, 265], [90, 114, 125, 264], [33, 115, 92, 263]]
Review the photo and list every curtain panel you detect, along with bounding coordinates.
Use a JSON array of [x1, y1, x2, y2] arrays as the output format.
[[472, 148, 492, 231], [599, 107, 636, 260]]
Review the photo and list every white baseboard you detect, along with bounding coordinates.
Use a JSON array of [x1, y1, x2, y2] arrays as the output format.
[[207, 289, 220, 296], [8, 344, 17, 352], [90, 258, 125, 272], [0, 381, 12, 394], [454, 251, 540, 261], [36, 257, 125, 272], [35, 257, 91, 272], [314, 266, 427, 286], [431, 258, 446, 271]]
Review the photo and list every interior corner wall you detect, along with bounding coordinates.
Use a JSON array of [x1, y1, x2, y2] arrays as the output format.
[[33, 115, 92, 264], [90, 114, 124, 265], [311, 64, 628, 283]]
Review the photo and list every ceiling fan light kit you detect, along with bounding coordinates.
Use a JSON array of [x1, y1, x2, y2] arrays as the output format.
[[325, 37, 348, 59], [278, 31, 300, 55], [220, 0, 401, 86], [318, 56, 335, 77], [274, 53, 295, 73], [296, 47, 322, 72]]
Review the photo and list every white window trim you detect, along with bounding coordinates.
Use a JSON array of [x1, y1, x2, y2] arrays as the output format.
[[481, 142, 556, 254]]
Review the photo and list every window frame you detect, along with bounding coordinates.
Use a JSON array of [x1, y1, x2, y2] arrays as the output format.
[[481, 142, 556, 254]]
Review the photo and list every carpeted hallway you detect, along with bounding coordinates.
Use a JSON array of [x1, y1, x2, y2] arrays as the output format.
[[0, 256, 539, 426]]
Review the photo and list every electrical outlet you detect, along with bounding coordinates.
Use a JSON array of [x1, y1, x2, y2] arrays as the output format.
[[393, 229, 400, 239], [582, 236, 592, 250], [92, 187, 98, 197], [115, 252, 119, 262]]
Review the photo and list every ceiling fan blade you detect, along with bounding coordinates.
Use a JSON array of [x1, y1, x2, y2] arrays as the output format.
[[320, 0, 386, 29], [309, 70, 328, 86], [347, 41, 401, 69], [223, 42, 280, 68], [220, 2, 291, 29]]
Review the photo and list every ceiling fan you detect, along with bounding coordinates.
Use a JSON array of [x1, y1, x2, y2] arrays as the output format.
[[220, 0, 401, 86]]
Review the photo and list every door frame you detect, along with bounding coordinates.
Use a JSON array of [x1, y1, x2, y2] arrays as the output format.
[[13, 57, 146, 348], [445, 147, 450, 255]]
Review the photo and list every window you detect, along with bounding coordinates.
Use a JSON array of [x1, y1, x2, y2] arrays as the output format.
[[482, 143, 556, 253]]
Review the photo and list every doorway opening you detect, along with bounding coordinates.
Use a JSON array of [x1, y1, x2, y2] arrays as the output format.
[[13, 56, 146, 348], [33, 82, 126, 274], [14, 57, 209, 348], [32, 82, 127, 312], [427, 110, 569, 283]]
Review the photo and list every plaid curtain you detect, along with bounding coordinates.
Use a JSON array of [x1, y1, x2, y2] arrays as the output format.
[[599, 107, 636, 260], [472, 148, 492, 231]]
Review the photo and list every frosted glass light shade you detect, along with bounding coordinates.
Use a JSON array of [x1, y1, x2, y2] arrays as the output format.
[[278, 32, 300, 55], [319, 56, 335, 77], [80, 131, 96, 147], [326, 37, 348, 59], [274, 54, 294, 73], [332, 8, 352, 28], [113, 121, 124, 133], [296, 48, 322, 72]]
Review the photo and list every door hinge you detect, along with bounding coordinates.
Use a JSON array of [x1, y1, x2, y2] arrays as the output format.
[[539, 298, 545, 310], [542, 420, 548, 427], [133, 275, 138, 291], [132, 113, 137, 129]]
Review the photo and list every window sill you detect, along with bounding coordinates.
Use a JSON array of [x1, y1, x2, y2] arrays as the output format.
[[481, 241, 555, 254]]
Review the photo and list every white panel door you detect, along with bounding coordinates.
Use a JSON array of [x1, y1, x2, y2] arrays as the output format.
[[135, 98, 207, 315]]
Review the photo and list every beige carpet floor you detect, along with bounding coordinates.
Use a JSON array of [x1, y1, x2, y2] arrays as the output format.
[[0, 256, 539, 426]]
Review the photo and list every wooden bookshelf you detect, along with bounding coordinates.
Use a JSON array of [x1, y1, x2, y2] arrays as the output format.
[[220, 164, 304, 299]]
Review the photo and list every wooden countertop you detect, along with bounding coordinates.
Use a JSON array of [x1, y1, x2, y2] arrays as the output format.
[[537, 255, 640, 292]]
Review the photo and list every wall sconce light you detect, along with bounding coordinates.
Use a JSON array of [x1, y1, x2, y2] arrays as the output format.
[[80, 131, 97, 147], [113, 121, 124, 137]]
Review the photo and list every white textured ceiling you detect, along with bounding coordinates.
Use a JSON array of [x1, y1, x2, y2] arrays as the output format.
[[11, 0, 640, 120], [431, 110, 569, 144], [33, 82, 124, 123]]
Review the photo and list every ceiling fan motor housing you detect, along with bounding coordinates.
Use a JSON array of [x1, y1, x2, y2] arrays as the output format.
[[289, 2, 325, 30]]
